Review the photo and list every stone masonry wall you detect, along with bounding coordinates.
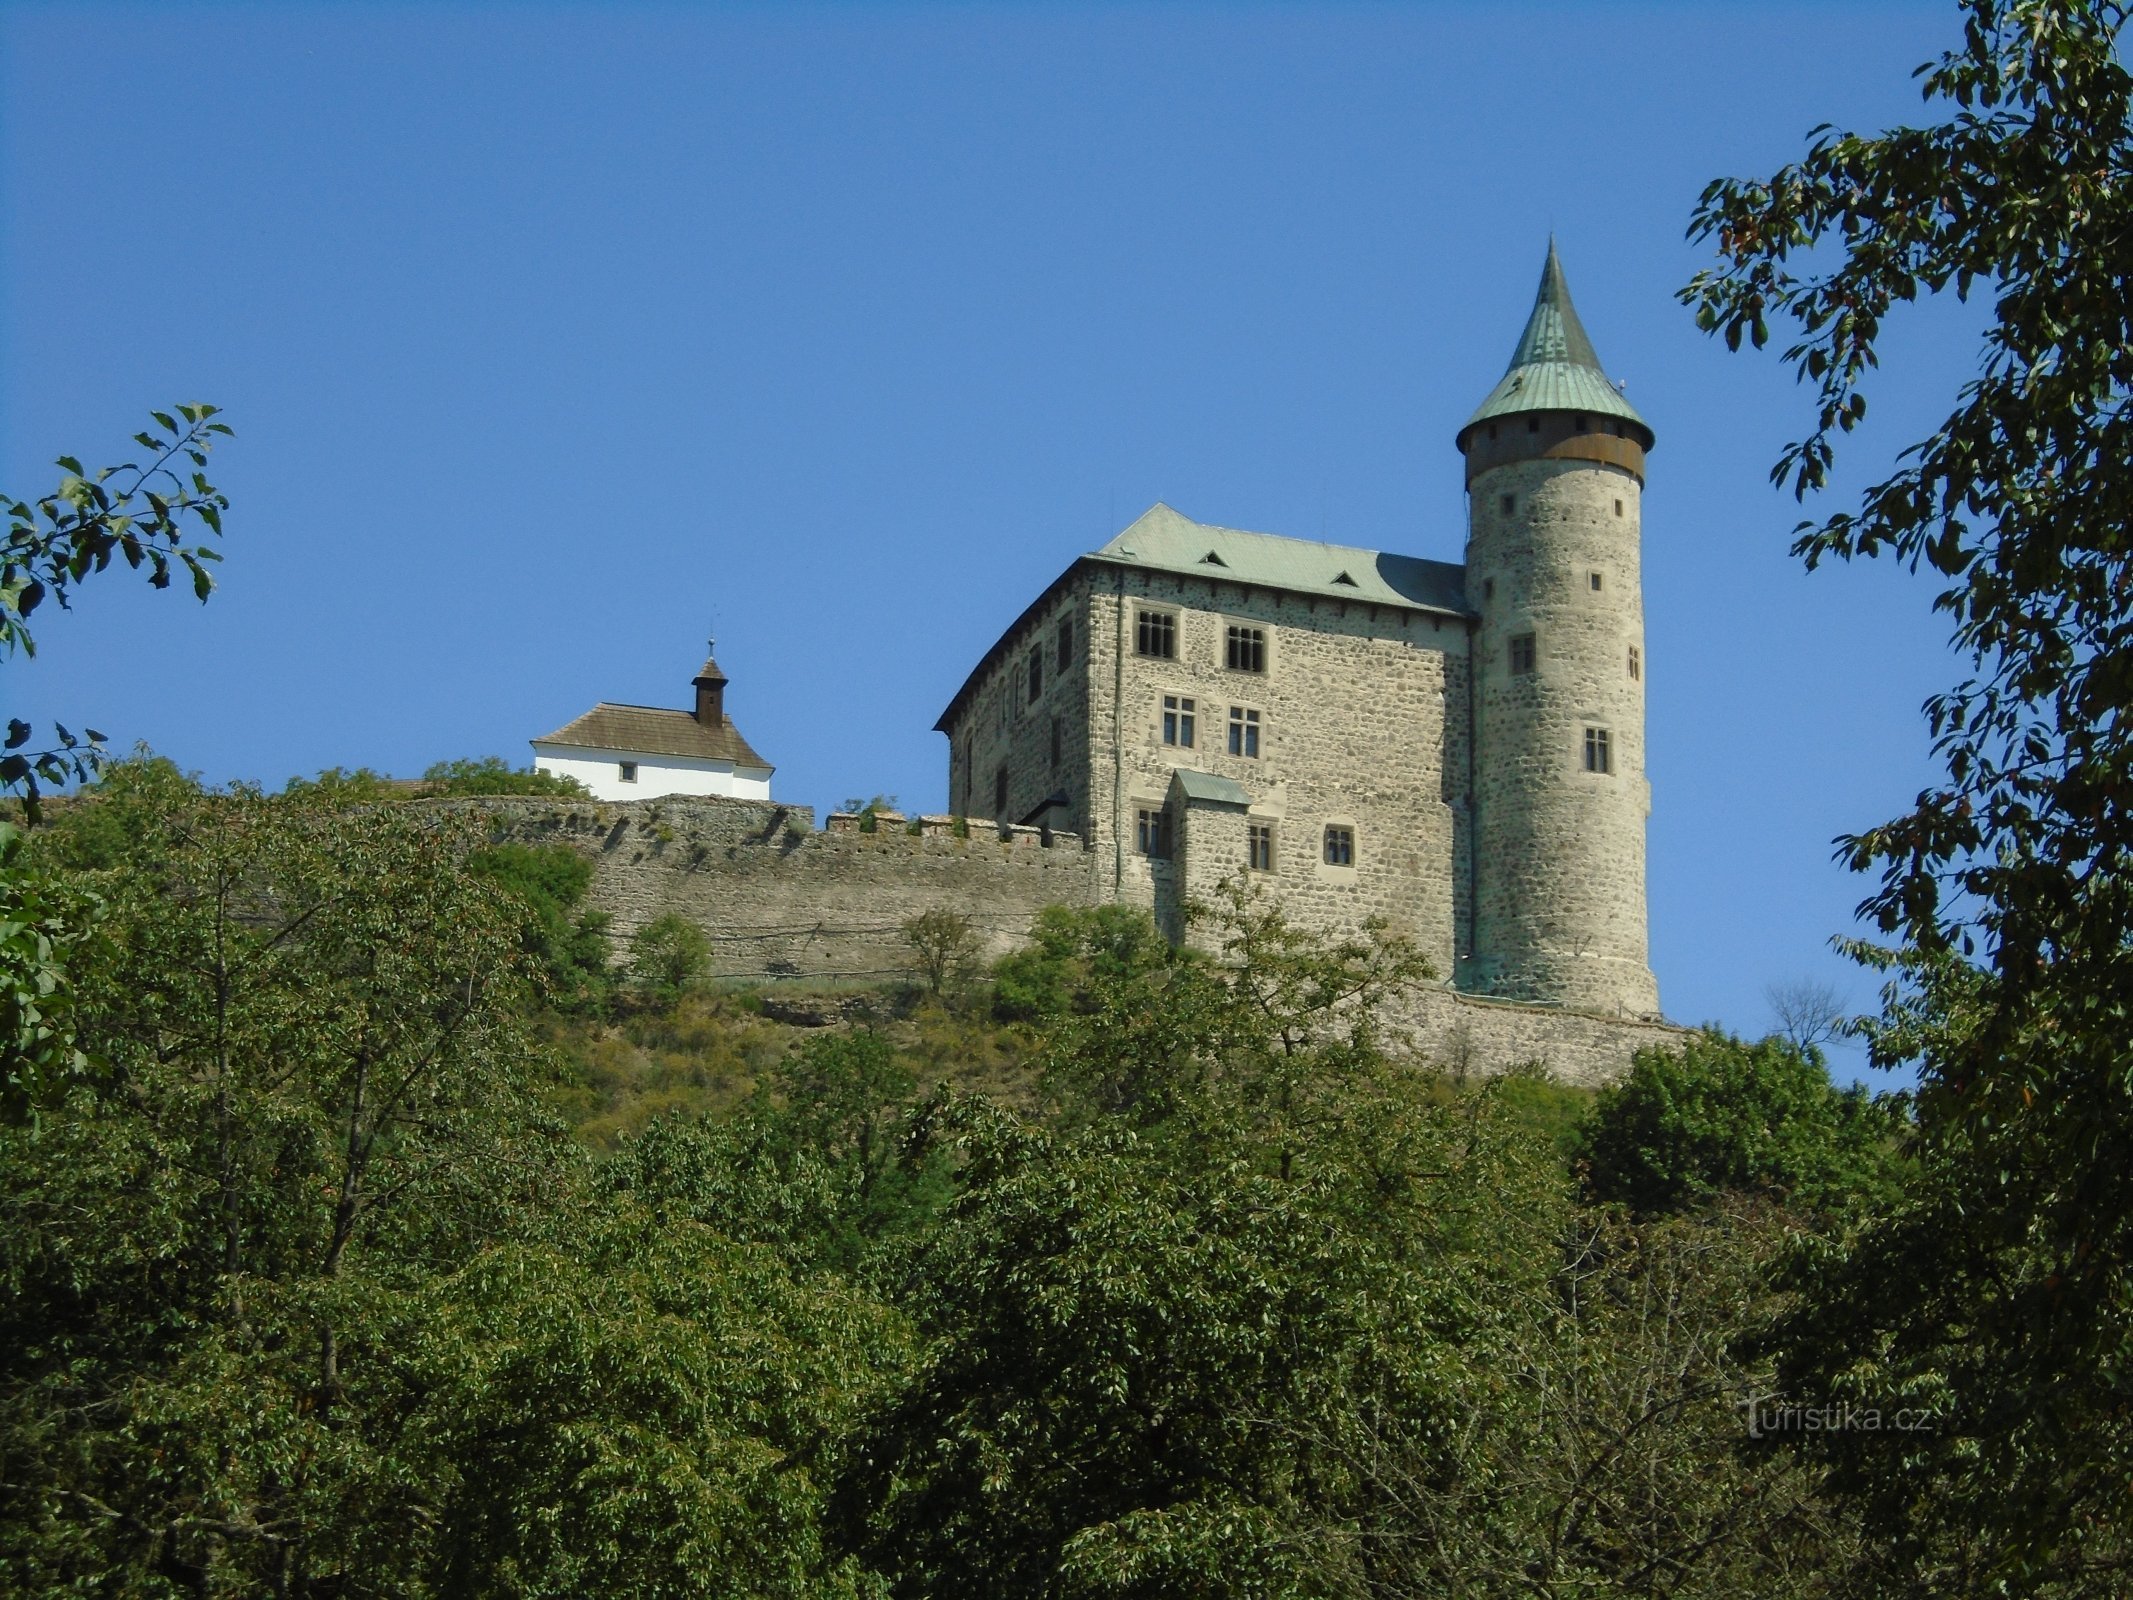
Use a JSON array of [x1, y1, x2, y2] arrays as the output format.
[[469, 794, 1093, 983], [461, 794, 1689, 1081]]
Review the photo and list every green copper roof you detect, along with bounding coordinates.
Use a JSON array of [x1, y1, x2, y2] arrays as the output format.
[[1460, 241, 1651, 446], [1169, 769, 1251, 808], [1092, 503, 1469, 614]]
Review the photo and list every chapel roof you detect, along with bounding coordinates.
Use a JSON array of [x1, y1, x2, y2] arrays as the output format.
[[532, 702, 771, 770], [1458, 240, 1652, 449]]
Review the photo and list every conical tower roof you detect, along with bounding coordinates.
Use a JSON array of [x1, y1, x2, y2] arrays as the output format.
[[1458, 241, 1652, 450]]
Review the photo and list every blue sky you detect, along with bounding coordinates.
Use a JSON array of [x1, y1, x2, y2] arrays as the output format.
[[3, 1, 1979, 1076]]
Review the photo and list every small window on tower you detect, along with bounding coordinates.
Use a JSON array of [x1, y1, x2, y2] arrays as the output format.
[[1629, 646, 1642, 681], [1136, 609, 1176, 659], [1225, 624, 1266, 673], [1056, 618, 1073, 669], [1483, 578, 1495, 601], [618, 761, 638, 783], [1247, 822, 1275, 873], [1527, 417, 1540, 434], [1500, 493, 1515, 515], [1487, 424, 1498, 441], [1590, 571, 1604, 592], [1027, 647, 1043, 703], [1509, 633, 1537, 675], [1583, 727, 1613, 774], [1614, 498, 1624, 517]]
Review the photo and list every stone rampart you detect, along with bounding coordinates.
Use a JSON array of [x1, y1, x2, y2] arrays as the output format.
[[458, 794, 1690, 1079]]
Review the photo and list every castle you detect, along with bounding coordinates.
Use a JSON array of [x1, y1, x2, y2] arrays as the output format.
[[513, 242, 1677, 1077], [937, 242, 1659, 1019]]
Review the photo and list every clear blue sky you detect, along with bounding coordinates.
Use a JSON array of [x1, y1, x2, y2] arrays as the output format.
[[4, 1, 1979, 1076]]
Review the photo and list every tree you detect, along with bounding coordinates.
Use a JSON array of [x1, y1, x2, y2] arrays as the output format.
[[421, 755, 590, 797], [990, 902, 1172, 1023], [629, 911, 713, 1000], [901, 906, 979, 998], [1684, 0, 2133, 1582], [1, 779, 901, 1596], [1577, 1032, 1904, 1217], [1765, 976, 1849, 1056], [1, 410, 229, 1120]]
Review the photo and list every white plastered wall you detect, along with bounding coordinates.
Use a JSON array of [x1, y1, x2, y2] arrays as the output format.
[[530, 744, 773, 803]]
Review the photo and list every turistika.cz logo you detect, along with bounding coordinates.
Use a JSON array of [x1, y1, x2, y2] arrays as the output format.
[[1740, 1393, 1937, 1439]]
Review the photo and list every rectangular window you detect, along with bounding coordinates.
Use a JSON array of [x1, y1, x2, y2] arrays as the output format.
[[1136, 807, 1173, 858], [1628, 645, 1641, 681], [1161, 694, 1196, 748], [1509, 633, 1537, 674], [1589, 571, 1604, 591], [1584, 727, 1613, 774], [1135, 609, 1176, 659], [1056, 618, 1073, 670], [618, 761, 638, 783], [1225, 624, 1266, 673], [1323, 825, 1354, 867], [1500, 493, 1516, 514], [994, 765, 1009, 816], [1247, 821, 1275, 872], [1027, 647, 1043, 704], [1227, 706, 1260, 758]]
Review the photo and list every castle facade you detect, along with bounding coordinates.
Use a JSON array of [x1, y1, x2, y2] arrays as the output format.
[[936, 244, 1661, 1020]]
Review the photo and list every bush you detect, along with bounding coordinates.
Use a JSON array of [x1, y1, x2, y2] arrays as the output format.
[[422, 756, 589, 797], [991, 904, 1170, 1023]]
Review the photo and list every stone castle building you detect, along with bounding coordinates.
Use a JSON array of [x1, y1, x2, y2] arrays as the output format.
[[937, 242, 1660, 1019]]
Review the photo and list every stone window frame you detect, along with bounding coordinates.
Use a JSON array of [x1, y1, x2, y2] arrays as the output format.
[[1227, 704, 1263, 760], [1135, 605, 1179, 661], [1322, 821, 1357, 869], [1509, 633, 1537, 675], [1223, 620, 1269, 675], [617, 761, 639, 784], [1160, 692, 1197, 750], [1583, 726, 1614, 775], [1026, 645, 1044, 705], [1628, 644, 1642, 681], [1588, 570, 1605, 592], [1246, 819, 1276, 873]]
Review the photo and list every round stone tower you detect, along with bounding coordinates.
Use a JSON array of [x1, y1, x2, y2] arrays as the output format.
[[1456, 242, 1659, 1017]]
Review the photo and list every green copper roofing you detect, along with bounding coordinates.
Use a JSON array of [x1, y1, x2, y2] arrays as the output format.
[[1459, 241, 1652, 447], [1092, 504, 1469, 614], [1169, 769, 1251, 808]]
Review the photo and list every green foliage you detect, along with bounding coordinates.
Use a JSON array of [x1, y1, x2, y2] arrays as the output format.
[[841, 794, 898, 833], [1685, 0, 2133, 1581], [0, 784, 896, 1596], [422, 754, 590, 796], [901, 906, 979, 997], [629, 911, 713, 1001], [1579, 1032, 1906, 1216], [470, 841, 613, 1013], [990, 902, 1172, 1023], [0, 822, 101, 1123], [1, 405, 228, 815]]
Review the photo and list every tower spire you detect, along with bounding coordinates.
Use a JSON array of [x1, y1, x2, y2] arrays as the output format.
[[1456, 240, 1652, 452]]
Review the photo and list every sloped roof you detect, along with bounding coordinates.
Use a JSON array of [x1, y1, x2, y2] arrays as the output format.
[[1095, 504, 1469, 613], [1460, 241, 1651, 447], [532, 703, 772, 770], [1169, 769, 1251, 808], [933, 504, 1470, 732]]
